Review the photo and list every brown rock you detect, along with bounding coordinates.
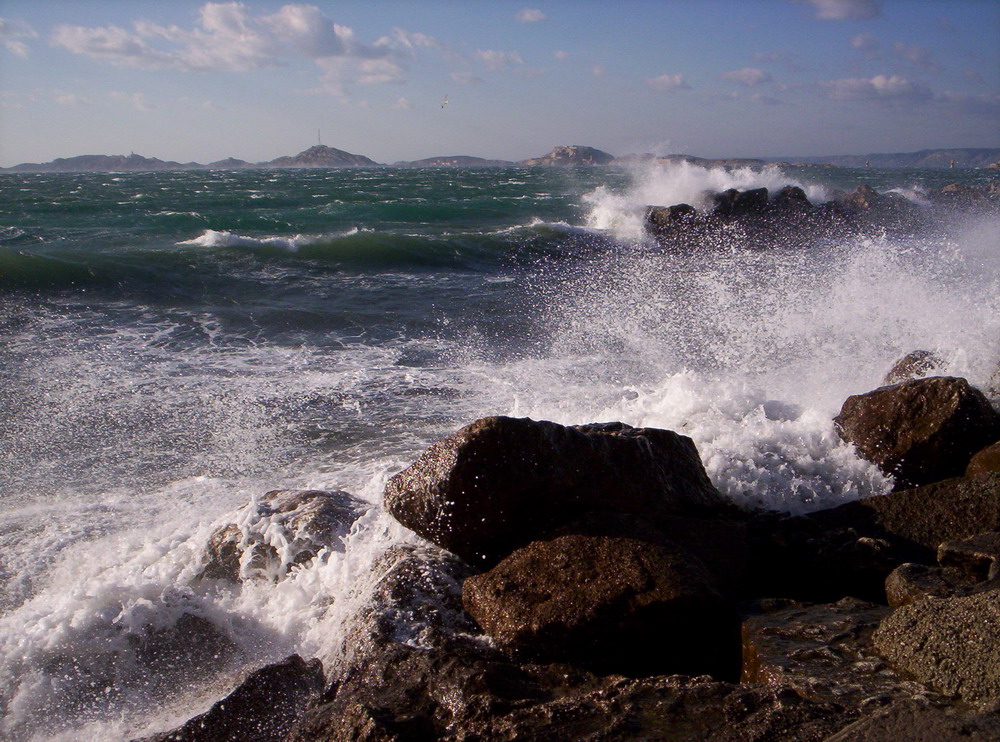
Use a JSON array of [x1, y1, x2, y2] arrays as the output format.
[[462, 534, 740, 679], [938, 531, 1000, 581], [834, 376, 1000, 489], [825, 700, 1000, 742], [874, 589, 1000, 705], [383, 417, 726, 565], [967, 441, 1000, 477], [884, 563, 979, 606]]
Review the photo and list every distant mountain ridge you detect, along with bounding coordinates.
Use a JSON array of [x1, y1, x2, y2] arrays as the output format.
[[3, 145, 999, 173]]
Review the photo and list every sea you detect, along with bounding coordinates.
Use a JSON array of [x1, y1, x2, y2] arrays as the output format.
[[1, 161, 998, 740]]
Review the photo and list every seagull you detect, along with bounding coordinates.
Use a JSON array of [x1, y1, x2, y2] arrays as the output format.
[[441, 94, 449, 109]]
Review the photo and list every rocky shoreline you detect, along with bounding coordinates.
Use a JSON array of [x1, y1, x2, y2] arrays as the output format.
[[131, 345, 1000, 741]]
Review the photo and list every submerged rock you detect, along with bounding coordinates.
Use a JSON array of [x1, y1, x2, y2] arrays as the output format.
[[383, 416, 727, 565], [135, 654, 323, 742], [834, 376, 1000, 489], [201, 489, 368, 582], [462, 534, 740, 679]]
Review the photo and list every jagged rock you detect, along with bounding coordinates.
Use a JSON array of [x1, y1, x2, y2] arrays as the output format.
[[288, 640, 855, 741], [938, 531, 1000, 581], [462, 534, 741, 679], [771, 185, 812, 211], [645, 203, 697, 232], [874, 588, 1000, 705], [745, 474, 1000, 603], [134, 654, 324, 742], [201, 489, 368, 582], [713, 187, 768, 217], [835, 184, 880, 211], [383, 417, 727, 565], [882, 350, 946, 385], [825, 700, 1000, 741], [834, 376, 1000, 489], [967, 441, 1000, 476], [740, 597, 940, 708], [518, 145, 614, 166]]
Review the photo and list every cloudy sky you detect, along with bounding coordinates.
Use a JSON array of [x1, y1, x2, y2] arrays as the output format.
[[1, 0, 997, 166]]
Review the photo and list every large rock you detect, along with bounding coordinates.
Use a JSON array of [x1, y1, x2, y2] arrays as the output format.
[[834, 376, 1000, 489], [201, 489, 368, 582], [383, 417, 727, 564], [289, 640, 854, 741], [825, 701, 1000, 742], [135, 654, 323, 742], [882, 350, 946, 386], [874, 589, 1000, 705], [462, 534, 740, 679], [967, 441, 1000, 476]]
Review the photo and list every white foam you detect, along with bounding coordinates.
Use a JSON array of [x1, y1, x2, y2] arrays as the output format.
[[176, 228, 362, 251]]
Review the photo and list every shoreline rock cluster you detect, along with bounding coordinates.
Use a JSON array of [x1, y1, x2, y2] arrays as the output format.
[[644, 182, 1000, 249], [136, 354, 1000, 741]]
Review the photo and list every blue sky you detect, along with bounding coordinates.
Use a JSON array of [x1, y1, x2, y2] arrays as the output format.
[[0, 0, 997, 166]]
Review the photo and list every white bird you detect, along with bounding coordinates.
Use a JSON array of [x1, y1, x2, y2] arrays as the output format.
[[441, 94, 449, 109]]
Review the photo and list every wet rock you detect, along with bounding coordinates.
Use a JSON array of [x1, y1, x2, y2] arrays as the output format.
[[771, 185, 812, 211], [825, 700, 1000, 742], [884, 563, 980, 606], [135, 654, 323, 742], [130, 611, 238, 682], [462, 534, 741, 679], [834, 376, 1000, 489], [740, 597, 938, 709], [967, 441, 1000, 477], [290, 640, 854, 741], [938, 531, 1000, 581], [874, 588, 1000, 705], [645, 203, 697, 233], [201, 489, 368, 582], [713, 187, 769, 216], [383, 416, 727, 565], [882, 350, 946, 385]]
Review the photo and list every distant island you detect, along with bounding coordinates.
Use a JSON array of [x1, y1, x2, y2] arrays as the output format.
[[2, 144, 999, 173]]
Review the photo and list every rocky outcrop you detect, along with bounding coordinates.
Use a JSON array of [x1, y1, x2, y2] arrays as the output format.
[[833, 376, 1000, 489], [263, 145, 379, 168], [519, 145, 614, 166], [874, 589, 1000, 705], [201, 489, 368, 582], [135, 655, 323, 742], [383, 417, 728, 565], [462, 534, 740, 679]]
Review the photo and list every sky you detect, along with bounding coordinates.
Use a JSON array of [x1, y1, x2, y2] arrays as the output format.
[[0, 0, 998, 166]]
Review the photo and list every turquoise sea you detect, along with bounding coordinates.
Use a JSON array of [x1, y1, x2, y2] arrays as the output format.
[[1, 162, 998, 740]]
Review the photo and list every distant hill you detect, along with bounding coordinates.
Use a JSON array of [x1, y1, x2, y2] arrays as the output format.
[[393, 155, 515, 167], [262, 145, 378, 168], [781, 148, 1000, 169], [3, 153, 196, 173], [520, 145, 615, 166]]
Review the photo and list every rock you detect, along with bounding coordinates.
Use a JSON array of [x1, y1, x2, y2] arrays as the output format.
[[201, 489, 368, 582], [938, 531, 1000, 581], [770, 185, 811, 211], [882, 350, 946, 385], [825, 700, 1000, 741], [383, 417, 727, 565], [462, 534, 741, 678], [645, 203, 697, 232], [874, 589, 1000, 705], [741, 597, 943, 709], [884, 563, 980, 606], [834, 376, 1000, 489], [131, 612, 238, 682], [836, 184, 880, 211], [518, 145, 615, 166], [290, 640, 854, 741], [135, 654, 323, 742], [967, 441, 1000, 477], [713, 187, 768, 216]]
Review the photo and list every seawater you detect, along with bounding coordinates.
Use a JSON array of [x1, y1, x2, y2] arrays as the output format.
[[1, 162, 998, 740]]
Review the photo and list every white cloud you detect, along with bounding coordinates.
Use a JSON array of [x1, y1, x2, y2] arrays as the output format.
[[645, 73, 691, 91], [936, 90, 1000, 117], [515, 9, 547, 23], [591, 64, 606, 78], [553, 49, 568, 61], [891, 42, 941, 72], [110, 91, 153, 111], [797, 0, 880, 21], [51, 2, 405, 93], [721, 67, 772, 86], [850, 32, 879, 54], [0, 17, 37, 57], [391, 96, 413, 110], [54, 92, 91, 106], [450, 70, 483, 85], [475, 49, 524, 70], [823, 74, 932, 104]]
